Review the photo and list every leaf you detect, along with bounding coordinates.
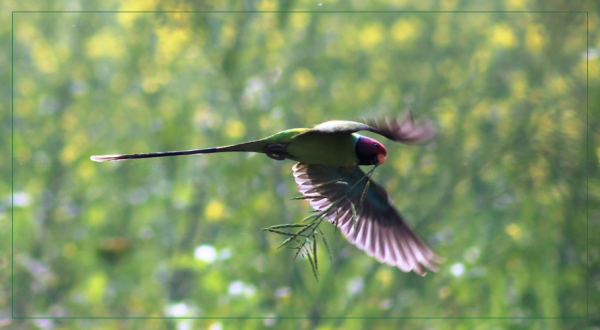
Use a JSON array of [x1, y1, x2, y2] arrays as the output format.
[[355, 165, 376, 217], [290, 195, 329, 200], [305, 245, 318, 281], [302, 213, 322, 222], [321, 234, 333, 262], [262, 228, 301, 236], [357, 179, 371, 215], [331, 210, 340, 233], [294, 243, 304, 260], [262, 224, 308, 230], [348, 198, 358, 232], [313, 178, 348, 189], [313, 232, 318, 274], [277, 225, 312, 249]]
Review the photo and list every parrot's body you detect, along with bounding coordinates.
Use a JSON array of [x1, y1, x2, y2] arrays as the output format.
[[245, 128, 361, 167], [94, 124, 373, 167], [91, 112, 442, 275]]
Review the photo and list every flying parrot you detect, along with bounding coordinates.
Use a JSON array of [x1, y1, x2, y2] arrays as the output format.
[[91, 111, 442, 275]]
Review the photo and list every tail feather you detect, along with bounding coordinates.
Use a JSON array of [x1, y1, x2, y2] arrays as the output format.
[[90, 140, 268, 162]]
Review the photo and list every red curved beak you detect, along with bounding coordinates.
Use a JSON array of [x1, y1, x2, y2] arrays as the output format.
[[377, 153, 387, 165]]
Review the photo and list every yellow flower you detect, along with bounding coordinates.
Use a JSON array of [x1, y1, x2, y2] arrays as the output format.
[[359, 23, 384, 48], [205, 199, 225, 221], [225, 120, 246, 140], [490, 25, 517, 48]]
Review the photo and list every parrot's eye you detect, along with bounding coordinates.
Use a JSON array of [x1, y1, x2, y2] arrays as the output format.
[[374, 143, 380, 148]]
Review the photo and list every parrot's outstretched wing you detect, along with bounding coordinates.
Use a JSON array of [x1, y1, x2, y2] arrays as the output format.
[[292, 163, 442, 275], [306, 111, 437, 144]]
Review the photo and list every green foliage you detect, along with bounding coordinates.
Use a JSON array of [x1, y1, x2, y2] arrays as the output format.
[[1, 1, 598, 329]]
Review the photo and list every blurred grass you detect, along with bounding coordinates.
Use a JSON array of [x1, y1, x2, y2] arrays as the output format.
[[1, 1, 599, 329]]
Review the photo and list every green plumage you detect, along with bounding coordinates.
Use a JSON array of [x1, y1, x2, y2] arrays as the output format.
[[255, 128, 360, 167]]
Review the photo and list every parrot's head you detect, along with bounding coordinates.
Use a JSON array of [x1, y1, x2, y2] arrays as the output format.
[[356, 136, 387, 166]]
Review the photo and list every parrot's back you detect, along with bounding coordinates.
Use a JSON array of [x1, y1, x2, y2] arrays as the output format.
[[287, 131, 360, 167]]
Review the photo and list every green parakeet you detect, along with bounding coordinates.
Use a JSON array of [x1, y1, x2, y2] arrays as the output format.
[[91, 111, 442, 275]]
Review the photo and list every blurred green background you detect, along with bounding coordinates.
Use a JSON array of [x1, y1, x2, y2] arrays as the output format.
[[2, 0, 599, 329]]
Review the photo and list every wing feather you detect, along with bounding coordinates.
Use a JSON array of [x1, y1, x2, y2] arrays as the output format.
[[301, 111, 437, 145], [292, 163, 442, 275]]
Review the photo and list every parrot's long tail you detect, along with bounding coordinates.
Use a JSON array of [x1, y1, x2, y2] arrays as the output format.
[[90, 140, 268, 162]]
